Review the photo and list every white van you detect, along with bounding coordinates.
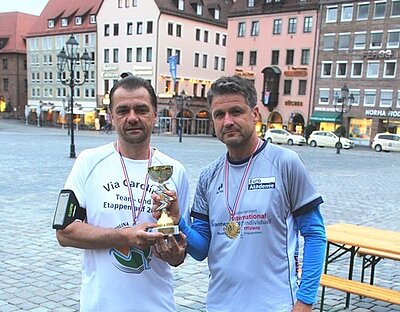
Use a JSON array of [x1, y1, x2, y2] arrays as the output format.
[[372, 133, 400, 152]]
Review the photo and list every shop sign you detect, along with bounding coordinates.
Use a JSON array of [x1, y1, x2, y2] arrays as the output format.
[[284, 70, 307, 77], [102, 64, 119, 71], [234, 68, 255, 77], [362, 49, 396, 59], [365, 109, 400, 118], [285, 100, 303, 106], [101, 72, 119, 78]]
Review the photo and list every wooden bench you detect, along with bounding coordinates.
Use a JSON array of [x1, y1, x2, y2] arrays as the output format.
[[320, 274, 400, 309]]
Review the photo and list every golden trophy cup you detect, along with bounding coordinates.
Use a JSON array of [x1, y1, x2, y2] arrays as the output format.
[[147, 165, 179, 236]]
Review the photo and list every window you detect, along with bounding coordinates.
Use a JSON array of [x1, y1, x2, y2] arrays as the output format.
[[136, 48, 142, 62], [194, 53, 199, 67], [303, 16, 312, 33], [251, 21, 259, 36], [370, 31, 383, 48], [236, 51, 244, 66], [351, 61, 363, 77], [132, 0, 137, 6], [137, 22, 143, 34], [271, 50, 279, 65], [288, 18, 297, 34], [202, 54, 208, 68], [286, 50, 294, 65], [75, 16, 82, 25], [214, 56, 219, 70], [249, 51, 257, 65], [357, 3, 369, 20], [167, 48, 172, 62], [273, 19, 282, 35], [113, 24, 119, 36], [2, 59, 8, 69], [319, 89, 329, 104], [354, 32, 366, 49], [215, 33, 220, 45], [384, 61, 397, 77], [127, 48, 132, 62], [338, 33, 350, 49], [146, 47, 152, 62], [168, 23, 173, 36], [104, 24, 110, 36], [3, 78, 9, 91], [176, 24, 181, 37], [118, 0, 123, 8], [90, 15, 96, 24], [341, 5, 353, 21], [222, 34, 227, 46], [323, 34, 335, 50], [147, 21, 153, 34], [321, 62, 332, 77], [104, 49, 109, 63], [195, 28, 201, 41], [387, 30, 400, 48], [221, 57, 226, 71], [392, 0, 400, 16], [178, 0, 184, 10], [125, 0, 131, 7], [298, 80, 307, 95], [113, 48, 119, 63], [248, 0, 255, 7], [349, 89, 360, 106], [127, 22, 133, 35], [48, 20, 55, 28], [196, 4, 203, 15], [336, 62, 347, 77], [204, 30, 209, 42], [238, 22, 246, 37], [283, 80, 292, 95], [367, 61, 379, 77], [61, 18, 68, 27], [326, 6, 338, 22], [374, 1, 386, 18], [364, 89, 376, 106], [380, 90, 393, 106], [301, 49, 310, 65]]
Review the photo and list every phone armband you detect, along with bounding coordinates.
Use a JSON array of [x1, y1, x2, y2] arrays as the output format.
[[52, 189, 86, 230]]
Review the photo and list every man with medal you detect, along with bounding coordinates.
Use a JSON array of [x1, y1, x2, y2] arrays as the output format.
[[153, 75, 326, 312], [54, 74, 189, 312]]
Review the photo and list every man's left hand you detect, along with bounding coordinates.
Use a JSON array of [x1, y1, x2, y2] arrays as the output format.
[[292, 301, 312, 312], [152, 232, 187, 267]]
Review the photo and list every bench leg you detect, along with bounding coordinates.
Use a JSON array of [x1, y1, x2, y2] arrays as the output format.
[[345, 247, 357, 308], [320, 243, 330, 312]]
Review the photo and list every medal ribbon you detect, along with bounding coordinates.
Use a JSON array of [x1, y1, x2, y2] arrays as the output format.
[[224, 140, 261, 222], [117, 142, 152, 225]]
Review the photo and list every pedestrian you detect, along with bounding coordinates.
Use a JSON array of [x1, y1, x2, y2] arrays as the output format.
[[54, 75, 189, 312], [153, 75, 326, 312]]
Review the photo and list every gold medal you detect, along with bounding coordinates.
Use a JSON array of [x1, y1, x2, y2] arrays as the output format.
[[224, 221, 240, 239]]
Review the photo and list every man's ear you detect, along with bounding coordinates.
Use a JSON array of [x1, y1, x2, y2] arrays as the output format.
[[252, 106, 259, 123]]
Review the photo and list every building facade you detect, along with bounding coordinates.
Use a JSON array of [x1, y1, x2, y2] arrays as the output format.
[[0, 12, 37, 119], [96, 0, 232, 135], [313, 0, 400, 145], [26, 0, 102, 127], [227, 0, 320, 136]]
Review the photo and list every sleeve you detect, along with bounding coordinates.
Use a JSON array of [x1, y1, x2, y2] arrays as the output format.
[[179, 217, 210, 261], [295, 205, 327, 304], [175, 164, 191, 226]]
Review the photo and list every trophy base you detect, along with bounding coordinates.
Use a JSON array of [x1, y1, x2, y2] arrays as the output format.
[[152, 225, 179, 236]]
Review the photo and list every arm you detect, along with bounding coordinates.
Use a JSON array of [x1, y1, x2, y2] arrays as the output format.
[[294, 205, 327, 307], [56, 220, 164, 251], [179, 216, 210, 261]]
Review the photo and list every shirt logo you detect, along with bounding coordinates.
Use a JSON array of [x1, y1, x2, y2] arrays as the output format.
[[248, 177, 276, 190]]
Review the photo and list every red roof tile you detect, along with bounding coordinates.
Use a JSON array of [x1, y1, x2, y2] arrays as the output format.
[[0, 12, 38, 53]]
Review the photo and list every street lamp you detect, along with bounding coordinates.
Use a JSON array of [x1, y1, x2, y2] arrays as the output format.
[[57, 34, 91, 158], [334, 84, 354, 154], [175, 90, 192, 143]]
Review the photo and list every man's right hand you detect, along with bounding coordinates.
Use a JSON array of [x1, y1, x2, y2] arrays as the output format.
[[151, 190, 180, 224]]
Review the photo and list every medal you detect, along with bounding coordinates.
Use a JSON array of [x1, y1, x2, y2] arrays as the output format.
[[224, 220, 240, 239], [224, 140, 261, 239]]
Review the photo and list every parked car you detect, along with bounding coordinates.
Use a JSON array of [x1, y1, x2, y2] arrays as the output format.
[[308, 131, 354, 149], [371, 133, 400, 152], [264, 129, 306, 146]]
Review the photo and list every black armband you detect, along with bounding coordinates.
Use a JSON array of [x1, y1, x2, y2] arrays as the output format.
[[52, 189, 86, 230]]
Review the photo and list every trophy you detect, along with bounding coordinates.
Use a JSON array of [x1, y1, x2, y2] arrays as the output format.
[[147, 165, 179, 236]]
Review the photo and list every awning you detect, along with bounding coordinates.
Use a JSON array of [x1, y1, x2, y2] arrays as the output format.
[[310, 111, 341, 122]]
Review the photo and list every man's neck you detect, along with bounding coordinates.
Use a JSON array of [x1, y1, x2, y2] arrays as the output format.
[[116, 140, 151, 160], [227, 135, 261, 162]]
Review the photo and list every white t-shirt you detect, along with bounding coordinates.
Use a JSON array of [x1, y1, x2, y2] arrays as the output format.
[[192, 141, 322, 312], [65, 142, 190, 312]]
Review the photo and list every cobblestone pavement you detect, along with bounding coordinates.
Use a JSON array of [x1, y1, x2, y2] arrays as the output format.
[[0, 119, 399, 312]]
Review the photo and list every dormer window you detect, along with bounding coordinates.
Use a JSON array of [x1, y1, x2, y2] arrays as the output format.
[[61, 18, 68, 27], [248, 0, 255, 7], [75, 16, 82, 25], [90, 15, 96, 24], [214, 9, 220, 19], [196, 4, 203, 15], [48, 19, 55, 28], [178, 0, 184, 11]]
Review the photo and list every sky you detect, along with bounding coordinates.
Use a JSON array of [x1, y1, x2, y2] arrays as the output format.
[[0, 0, 48, 15]]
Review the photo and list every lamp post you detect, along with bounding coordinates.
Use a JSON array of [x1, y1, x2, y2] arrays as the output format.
[[175, 90, 192, 143], [57, 34, 91, 158], [334, 84, 354, 154]]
